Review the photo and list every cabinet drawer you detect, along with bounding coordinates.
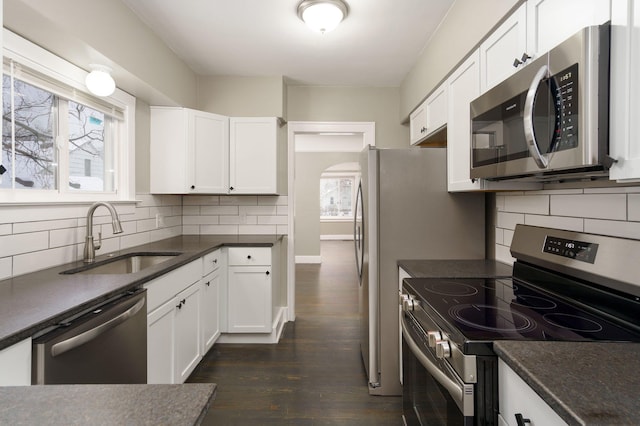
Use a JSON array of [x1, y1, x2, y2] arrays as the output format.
[[144, 260, 201, 312], [203, 249, 221, 275], [228, 247, 271, 266]]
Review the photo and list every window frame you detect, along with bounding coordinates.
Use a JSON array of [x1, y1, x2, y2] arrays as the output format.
[[1, 29, 135, 204], [319, 172, 358, 222]]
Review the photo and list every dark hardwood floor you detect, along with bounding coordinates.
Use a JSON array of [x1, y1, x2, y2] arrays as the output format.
[[188, 240, 403, 425]]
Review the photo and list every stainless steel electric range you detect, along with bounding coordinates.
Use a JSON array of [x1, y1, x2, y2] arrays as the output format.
[[400, 224, 640, 425]]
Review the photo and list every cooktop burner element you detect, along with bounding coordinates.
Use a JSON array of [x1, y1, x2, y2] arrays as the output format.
[[512, 295, 557, 310], [449, 304, 536, 333], [543, 313, 604, 333], [420, 280, 479, 296]]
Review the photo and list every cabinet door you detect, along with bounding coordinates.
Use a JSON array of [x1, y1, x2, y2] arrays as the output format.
[[147, 299, 175, 384], [189, 110, 229, 194], [609, 0, 640, 181], [527, 0, 610, 57], [499, 359, 568, 426], [409, 101, 428, 145], [480, 4, 528, 92], [228, 266, 272, 333], [150, 107, 189, 194], [229, 117, 278, 194], [0, 338, 31, 386], [447, 50, 483, 192], [201, 269, 221, 354], [425, 84, 448, 136], [174, 282, 202, 383]]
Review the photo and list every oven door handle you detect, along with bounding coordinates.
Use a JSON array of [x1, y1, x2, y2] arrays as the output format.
[[401, 315, 474, 416], [523, 64, 550, 169]]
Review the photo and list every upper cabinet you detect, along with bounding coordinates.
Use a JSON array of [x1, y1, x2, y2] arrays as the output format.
[[609, 0, 640, 181], [480, 0, 610, 93], [480, 4, 528, 93], [229, 117, 282, 194], [151, 108, 284, 195], [150, 107, 228, 194], [409, 83, 448, 145]]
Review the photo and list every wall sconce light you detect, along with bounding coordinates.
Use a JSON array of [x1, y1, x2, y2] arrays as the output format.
[[297, 0, 348, 34], [85, 65, 116, 97]]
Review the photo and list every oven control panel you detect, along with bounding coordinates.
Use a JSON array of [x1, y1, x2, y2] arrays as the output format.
[[543, 235, 598, 263]]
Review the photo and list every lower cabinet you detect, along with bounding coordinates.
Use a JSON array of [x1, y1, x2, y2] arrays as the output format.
[[227, 247, 272, 333], [0, 338, 31, 386], [145, 260, 203, 384], [201, 266, 221, 354], [498, 359, 567, 426]]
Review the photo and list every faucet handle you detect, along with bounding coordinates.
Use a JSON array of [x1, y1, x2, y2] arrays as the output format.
[[94, 231, 102, 251]]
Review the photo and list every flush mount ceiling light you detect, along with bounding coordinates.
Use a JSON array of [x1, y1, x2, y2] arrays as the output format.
[[297, 0, 348, 34], [85, 64, 116, 97]]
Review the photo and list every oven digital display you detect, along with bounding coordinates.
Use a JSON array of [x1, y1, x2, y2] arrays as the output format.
[[543, 236, 598, 263]]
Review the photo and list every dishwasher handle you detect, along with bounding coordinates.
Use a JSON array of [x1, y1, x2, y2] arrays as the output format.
[[51, 295, 145, 357]]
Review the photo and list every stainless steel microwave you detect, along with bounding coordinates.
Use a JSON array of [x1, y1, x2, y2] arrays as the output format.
[[470, 23, 611, 182]]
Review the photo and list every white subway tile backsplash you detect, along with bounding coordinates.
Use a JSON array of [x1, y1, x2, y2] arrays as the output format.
[[496, 212, 524, 230], [0, 224, 12, 236], [495, 195, 505, 212], [238, 225, 277, 235], [495, 244, 515, 265], [0, 232, 49, 257], [550, 194, 626, 220], [200, 206, 239, 215], [13, 245, 76, 276], [219, 216, 257, 225], [182, 206, 200, 216], [13, 218, 78, 234], [183, 216, 219, 225], [0, 258, 12, 280], [503, 229, 515, 247], [120, 232, 150, 250], [276, 206, 288, 215], [200, 225, 239, 235], [258, 195, 288, 205], [50, 227, 84, 248], [503, 195, 549, 215], [183, 196, 220, 206], [258, 216, 288, 225], [495, 227, 504, 245], [240, 205, 277, 216], [628, 194, 640, 221], [584, 219, 640, 240], [137, 218, 158, 233], [220, 196, 257, 205], [524, 215, 583, 232], [182, 225, 200, 235], [276, 225, 289, 235]]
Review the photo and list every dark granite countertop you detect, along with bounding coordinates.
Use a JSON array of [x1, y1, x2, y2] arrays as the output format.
[[494, 341, 640, 425], [0, 234, 282, 350], [0, 383, 216, 425], [398, 259, 512, 278]]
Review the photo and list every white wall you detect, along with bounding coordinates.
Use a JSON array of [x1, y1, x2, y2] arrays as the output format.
[[495, 186, 640, 264]]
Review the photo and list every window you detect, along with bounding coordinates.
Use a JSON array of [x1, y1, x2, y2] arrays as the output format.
[[1, 29, 135, 203], [320, 174, 357, 220]]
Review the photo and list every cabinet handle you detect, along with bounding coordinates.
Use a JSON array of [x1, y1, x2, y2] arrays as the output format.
[[521, 52, 531, 63], [190, 185, 195, 190], [213, 259, 217, 264], [420, 126, 427, 134], [247, 255, 252, 259], [266, 271, 270, 275], [176, 301, 183, 309], [513, 57, 523, 68], [205, 281, 210, 287], [229, 186, 234, 191], [515, 414, 531, 426]]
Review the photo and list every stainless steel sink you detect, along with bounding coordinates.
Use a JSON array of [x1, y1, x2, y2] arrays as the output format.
[[61, 252, 182, 275]]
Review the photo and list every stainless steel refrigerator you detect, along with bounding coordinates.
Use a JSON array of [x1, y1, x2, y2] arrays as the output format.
[[354, 146, 485, 396]]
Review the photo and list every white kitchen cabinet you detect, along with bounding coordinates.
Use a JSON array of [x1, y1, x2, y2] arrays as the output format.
[[174, 281, 202, 383], [227, 247, 272, 333], [527, 0, 610, 58], [201, 250, 222, 354], [229, 117, 283, 194], [409, 83, 448, 145], [146, 298, 175, 384], [409, 101, 427, 145], [0, 338, 31, 386], [144, 259, 202, 384], [447, 50, 484, 191], [480, 3, 529, 93], [150, 107, 229, 194], [499, 359, 568, 426], [609, 0, 640, 181]]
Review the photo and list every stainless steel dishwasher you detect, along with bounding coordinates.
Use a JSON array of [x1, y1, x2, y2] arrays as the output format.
[[32, 288, 147, 384]]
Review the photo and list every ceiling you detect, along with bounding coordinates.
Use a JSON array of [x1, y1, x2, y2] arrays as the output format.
[[121, 0, 455, 87]]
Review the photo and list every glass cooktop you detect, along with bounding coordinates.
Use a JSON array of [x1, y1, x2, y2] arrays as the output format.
[[403, 277, 640, 343]]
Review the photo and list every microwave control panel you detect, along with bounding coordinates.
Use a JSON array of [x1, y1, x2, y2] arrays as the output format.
[[543, 235, 598, 263], [552, 63, 579, 151]]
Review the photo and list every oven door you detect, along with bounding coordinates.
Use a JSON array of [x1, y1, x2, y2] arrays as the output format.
[[401, 313, 474, 426]]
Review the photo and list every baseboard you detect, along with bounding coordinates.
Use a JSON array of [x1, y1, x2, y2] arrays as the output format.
[[217, 307, 287, 344], [320, 234, 354, 240], [295, 255, 321, 264]]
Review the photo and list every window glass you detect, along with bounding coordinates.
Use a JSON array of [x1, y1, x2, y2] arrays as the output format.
[[320, 176, 354, 219], [1, 75, 57, 189], [68, 101, 113, 191]]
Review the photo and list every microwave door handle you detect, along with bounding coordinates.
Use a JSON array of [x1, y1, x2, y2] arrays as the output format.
[[401, 315, 474, 416], [523, 65, 550, 169]]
